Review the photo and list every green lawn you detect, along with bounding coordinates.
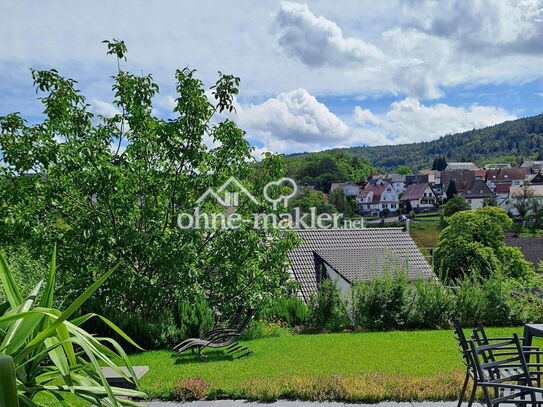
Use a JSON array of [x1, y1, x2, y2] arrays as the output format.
[[126, 327, 522, 402], [38, 326, 531, 405]]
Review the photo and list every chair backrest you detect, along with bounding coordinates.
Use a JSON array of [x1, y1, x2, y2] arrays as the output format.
[[471, 323, 496, 364], [227, 306, 244, 329], [236, 308, 255, 334], [452, 317, 477, 379], [468, 333, 533, 405]]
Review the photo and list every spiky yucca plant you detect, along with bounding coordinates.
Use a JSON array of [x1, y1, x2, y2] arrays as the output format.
[[0, 246, 147, 406]]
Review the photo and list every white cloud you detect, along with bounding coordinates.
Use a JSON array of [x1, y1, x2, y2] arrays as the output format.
[[352, 98, 516, 144], [353, 106, 380, 125], [230, 87, 515, 153], [274, 1, 383, 67], [89, 99, 120, 118], [238, 88, 350, 144]]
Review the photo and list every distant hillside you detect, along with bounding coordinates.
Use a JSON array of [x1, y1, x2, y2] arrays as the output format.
[[289, 114, 543, 172]]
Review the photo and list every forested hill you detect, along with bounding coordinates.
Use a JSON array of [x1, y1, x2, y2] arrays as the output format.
[[289, 114, 543, 172]]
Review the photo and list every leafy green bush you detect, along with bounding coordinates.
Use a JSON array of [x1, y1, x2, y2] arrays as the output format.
[[175, 295, 215, 340], [307, 280, 351, 332], [241, 320, 292, 340], [406, 278, 455, 329], [83, 305, 184, 350], [0, 248, 147, 406], [352, 271, 409, 330], [266, 297, 309, 327]]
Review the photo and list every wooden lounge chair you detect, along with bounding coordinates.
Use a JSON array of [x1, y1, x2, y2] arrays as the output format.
[[173, 308, 255, 359]]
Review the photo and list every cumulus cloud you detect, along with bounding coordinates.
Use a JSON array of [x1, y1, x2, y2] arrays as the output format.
[[89, 99, 120, 118], [352, 98, 516, 144], [238, 88, 350, 144], [274, 1, 383, 67], [404, 0, 543, 56], [231, 88, 515, 154]]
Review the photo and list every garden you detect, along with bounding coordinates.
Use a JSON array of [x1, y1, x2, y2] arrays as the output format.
[[1, 41, 543, 407]]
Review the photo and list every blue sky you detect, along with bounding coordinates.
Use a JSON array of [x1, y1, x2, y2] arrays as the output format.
[[2, 0, 543, 156]]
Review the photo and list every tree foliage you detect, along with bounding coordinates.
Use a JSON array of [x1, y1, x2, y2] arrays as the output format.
[[285, 151, 373, 192], [0, 41, 297, 330], [434, 207, 533, 281], [443, 195, 470, 217]]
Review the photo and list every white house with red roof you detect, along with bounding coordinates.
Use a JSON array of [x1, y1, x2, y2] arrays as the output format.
[[357, 183, 399, 216], [400, 183, 437, 211]]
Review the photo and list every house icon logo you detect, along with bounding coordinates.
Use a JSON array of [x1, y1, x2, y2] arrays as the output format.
[[195, 177, 260, 207]]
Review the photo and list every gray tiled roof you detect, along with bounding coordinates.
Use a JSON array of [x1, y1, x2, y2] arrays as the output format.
[[288, 228, 435, 302]]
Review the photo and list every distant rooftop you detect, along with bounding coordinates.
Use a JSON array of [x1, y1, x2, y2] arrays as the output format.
[[288, 228, 435, 301], [444, 162, 479, 171]]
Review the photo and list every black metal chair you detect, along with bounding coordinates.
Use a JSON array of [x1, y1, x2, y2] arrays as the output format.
[[469, 333, 543, 406], [173, 308, 255, 359], [471, 322, 542, 387], [453, 318, 543, 406], [452, 317, 479, 407]]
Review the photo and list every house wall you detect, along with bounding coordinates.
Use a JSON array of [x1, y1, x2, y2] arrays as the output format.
[[466, 197, 485, 210], [343, 185, 360, 196], [324, 263, 353, 303]]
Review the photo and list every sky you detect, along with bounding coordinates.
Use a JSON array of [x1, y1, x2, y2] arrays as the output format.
[[2, 0, 543, 157]]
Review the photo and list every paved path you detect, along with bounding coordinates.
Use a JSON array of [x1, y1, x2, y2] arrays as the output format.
[[142, 400, 459, 407]]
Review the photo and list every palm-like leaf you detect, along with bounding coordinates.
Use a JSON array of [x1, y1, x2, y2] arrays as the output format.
[[0, 249, 147, 407]]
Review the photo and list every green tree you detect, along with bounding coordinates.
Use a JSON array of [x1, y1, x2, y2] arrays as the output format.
[[396, 165, 412, 175], [443, 195, 470, 217], [434, 207, 533, 281], [446, 180, 458, 199], [290, 189, 336, 215], [0, 40, 296, 326], [431, 156, 447, 171]]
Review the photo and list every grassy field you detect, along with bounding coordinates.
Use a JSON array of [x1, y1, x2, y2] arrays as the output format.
[[410, 220, 442, 249], [124, 327, 522, 402]]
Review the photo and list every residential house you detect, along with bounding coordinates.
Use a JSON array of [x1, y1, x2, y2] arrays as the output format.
[[440, 169, 475, 198], [288, 228, 435, 302], [505, 185, 543, 216], [330, 182, 360, 197], [526, 173, 543, 185], [400, 183, 437, 211], [358, 183, 399, 216], [520, 161, 543, 172], [405, 174, 429, 186], [473, 169, 487, 180], [495, 184, 510, 207], [444, 162, 478, 171], [418, 170, 441, 185], [461, 179, 494, 209], [372, 174, 407, 194], [486, 168, 528, 191]]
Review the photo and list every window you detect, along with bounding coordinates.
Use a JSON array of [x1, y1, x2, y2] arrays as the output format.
[[382, 204, 386, 208]]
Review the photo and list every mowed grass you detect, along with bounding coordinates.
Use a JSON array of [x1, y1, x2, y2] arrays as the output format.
[[125, 327, 523, 402]]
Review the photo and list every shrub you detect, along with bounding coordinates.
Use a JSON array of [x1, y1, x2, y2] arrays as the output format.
[[352, 271, 409, 331], [241, 320, 291, 340], [406, 278, 455, 329], [173, 377, 211, 401], [307, 280, 351, 332], [266, 297, 309, 327], [176, 295, 215, 340]]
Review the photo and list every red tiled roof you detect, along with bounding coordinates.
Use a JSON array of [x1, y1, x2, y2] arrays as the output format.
[[474, 170, 487, 177], [495, 184, 510, 193]]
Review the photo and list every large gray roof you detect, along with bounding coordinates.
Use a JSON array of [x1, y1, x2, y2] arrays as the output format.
[[288, 228, 435, 302]]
